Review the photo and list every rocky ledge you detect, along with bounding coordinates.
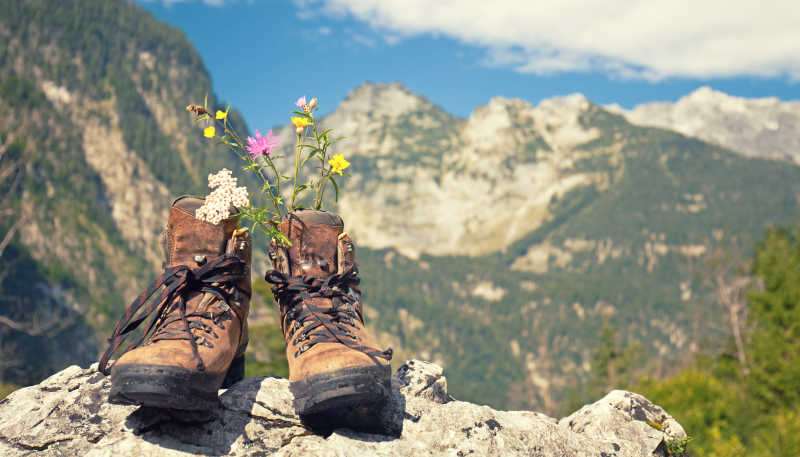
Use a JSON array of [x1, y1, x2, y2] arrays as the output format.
[[0, 360, 685, 456]]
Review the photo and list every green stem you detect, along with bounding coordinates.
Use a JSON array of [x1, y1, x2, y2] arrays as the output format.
[[318, 170, 330, 208], [312, 117, 324, 209], [216, 118, 282, 220], [312, 116, 335, 210], [290, 131, 302, 209]]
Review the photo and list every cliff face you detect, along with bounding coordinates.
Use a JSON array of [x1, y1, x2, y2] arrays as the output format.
[[0, 360, 687, 457], [607, 86, 800, 164]]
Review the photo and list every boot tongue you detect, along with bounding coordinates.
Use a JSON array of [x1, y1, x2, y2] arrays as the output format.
[[282, 210, 343, 277], [167, 196, 238, 267]]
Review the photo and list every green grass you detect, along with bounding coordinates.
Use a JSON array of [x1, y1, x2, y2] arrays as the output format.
[[0, 383, 19, 401]]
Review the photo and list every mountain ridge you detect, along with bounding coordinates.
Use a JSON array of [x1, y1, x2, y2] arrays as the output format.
[[606, 86, 800, 164]]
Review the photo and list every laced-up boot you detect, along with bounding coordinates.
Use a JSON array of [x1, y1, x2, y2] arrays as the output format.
[[99, 196, 252, 410], [265, 210, 392, 417]]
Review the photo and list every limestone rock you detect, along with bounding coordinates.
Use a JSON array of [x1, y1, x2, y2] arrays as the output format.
[[0, 360, 685, 456], [608, 86, 800, 165]]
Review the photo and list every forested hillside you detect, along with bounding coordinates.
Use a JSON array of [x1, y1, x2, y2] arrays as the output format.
[[580, 227, 800, 457]]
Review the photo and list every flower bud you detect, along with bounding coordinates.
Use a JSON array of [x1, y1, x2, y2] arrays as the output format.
[[296, 126, 305, 135], [301, 104, 311, 114], [309, 98, 318, 110]]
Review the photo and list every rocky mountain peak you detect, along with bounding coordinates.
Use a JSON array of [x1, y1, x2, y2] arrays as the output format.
[[537, 93, 592, 114], [609, 87, 800, 163], [336, 82, 435, 119], [463, 97, 531, 150], [533, 94, 598, 150], [464, 93, 596, 152]]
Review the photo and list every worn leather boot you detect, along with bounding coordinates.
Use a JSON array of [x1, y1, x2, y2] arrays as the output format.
[[99, 196, 252, 410], [265, 210, 392, 417]]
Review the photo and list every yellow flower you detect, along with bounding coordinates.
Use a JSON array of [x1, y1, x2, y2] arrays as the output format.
[[215, 107, 229, 120], [329, 153, 350, 175], [204, 126, 216, 138], [291, 117, 310, 128]]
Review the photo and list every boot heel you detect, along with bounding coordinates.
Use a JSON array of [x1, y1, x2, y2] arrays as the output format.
[[222, 354, 245, 388]]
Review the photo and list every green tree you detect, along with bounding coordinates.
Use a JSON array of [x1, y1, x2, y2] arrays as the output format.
[[589, 319, 644, 398], [747, 227, 800, 408], [634, 226, 800, 457]]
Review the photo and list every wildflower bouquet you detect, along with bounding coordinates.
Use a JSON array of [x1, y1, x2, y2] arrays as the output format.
[[186, 96, 349, 245]]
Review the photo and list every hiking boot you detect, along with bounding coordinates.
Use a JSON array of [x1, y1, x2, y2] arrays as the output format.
[[265, 210, 392, 417], [99, 196, 252, 411]]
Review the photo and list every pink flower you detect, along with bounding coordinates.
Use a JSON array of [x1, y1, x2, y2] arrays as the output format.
[[295, 96, 307, 108], [246, 129, 279, 159]]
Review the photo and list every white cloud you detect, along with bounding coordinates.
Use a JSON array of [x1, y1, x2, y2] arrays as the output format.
[[300, 0, 800, 80], [141, 0, 234, 6]]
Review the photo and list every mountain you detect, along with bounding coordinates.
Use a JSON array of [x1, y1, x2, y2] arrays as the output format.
[[276, 82, 800, 412], [242, 81, 800, 412], [3, 0, 800, 417], [0, 0, 268, 385], [606, 86, 800, 164]]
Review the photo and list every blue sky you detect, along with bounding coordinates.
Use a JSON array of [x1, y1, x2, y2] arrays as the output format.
[[136, 0, 799, 132]]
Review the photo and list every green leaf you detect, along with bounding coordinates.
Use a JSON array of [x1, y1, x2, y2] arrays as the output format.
[[300, 150, 318, 168], [291, 110, 311, 118], [203, 93, 208, 110], [328, 174, 340, 202], [269, 227, 292, 247]]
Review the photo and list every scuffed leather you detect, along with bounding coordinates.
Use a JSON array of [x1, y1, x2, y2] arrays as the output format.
[[113, 198, 251, 379], [270, 210, 390, 382]]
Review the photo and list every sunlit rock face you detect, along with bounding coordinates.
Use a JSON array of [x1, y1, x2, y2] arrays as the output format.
[[276, 84, 611, 258], [608, 86, 800, 164]]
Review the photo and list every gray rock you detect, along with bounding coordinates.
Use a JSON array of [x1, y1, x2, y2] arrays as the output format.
[[0, 360, 685, 456]]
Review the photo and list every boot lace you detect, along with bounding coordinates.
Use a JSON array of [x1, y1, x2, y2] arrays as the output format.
[[265, 265, 392, 361], [99, 254, 248, 375]]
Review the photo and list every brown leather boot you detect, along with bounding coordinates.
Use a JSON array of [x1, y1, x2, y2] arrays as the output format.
[[265, 210, 392, 417], [99, 196, 252, 411]]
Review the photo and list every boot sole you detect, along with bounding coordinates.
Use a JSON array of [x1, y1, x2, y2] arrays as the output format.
[[108, 354, 245, 411], [290, 364, 391, 416]]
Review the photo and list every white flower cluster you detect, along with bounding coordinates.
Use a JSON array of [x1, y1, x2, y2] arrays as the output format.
[[195, 168, 249, 225]]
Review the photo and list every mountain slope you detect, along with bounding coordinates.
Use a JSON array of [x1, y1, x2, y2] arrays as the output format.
[[283, 84, 800, 411], [607, 86, 800, 164], [0, 0, 262, 385]]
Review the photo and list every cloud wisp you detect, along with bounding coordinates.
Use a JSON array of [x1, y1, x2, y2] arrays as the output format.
[[141, 0, 234, 7], [298, 0, 800, 81]]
